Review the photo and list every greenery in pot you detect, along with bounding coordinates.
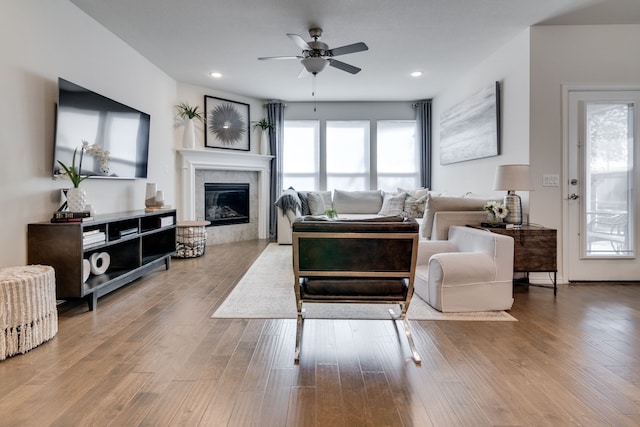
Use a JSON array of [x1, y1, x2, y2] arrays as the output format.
[[252, 118, 275, 131], [324, 208, 339, 219], [175, 102, 205, 123]]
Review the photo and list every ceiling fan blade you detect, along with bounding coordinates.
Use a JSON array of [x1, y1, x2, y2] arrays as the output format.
[[328, 42, 368, 57], [287, 33, 311, 51], [258, 55, 303, 61], [328, 59, 361, 74]]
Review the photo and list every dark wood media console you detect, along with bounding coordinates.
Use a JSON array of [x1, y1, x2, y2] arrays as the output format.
[[28, 209, 176, 310]]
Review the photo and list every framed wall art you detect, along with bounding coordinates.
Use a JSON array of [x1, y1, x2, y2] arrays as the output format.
[[439, 81, 501, 165], [204, 96, 250, 151]]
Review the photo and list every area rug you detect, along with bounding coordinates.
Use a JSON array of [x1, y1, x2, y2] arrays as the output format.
[[212, 244, 516, 321]]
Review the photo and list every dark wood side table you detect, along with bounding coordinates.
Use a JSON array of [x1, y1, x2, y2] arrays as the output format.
[[469, 224, 558, 295]]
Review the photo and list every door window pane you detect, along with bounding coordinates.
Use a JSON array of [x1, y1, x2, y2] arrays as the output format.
[[377, 120, 419, 192], [584, 102, 634, 256]]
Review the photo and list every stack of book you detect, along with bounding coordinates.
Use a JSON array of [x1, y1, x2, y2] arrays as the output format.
[[51, 211, 93, 223], [83, 229, 106, 248], [118, 227, 138, 238], [159, 216, 175, 228]]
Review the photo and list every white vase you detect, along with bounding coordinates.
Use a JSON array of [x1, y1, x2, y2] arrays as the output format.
[[145, 183, 157, 208], [182, 118, 196, 149], [155, 190, 165, 207], [66, 187, 86, 212], [260, 131, 269, 155]]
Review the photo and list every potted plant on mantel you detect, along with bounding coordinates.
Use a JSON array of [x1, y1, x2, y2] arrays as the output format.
[[175, 102, 205, 149], [252, 118, 275, 155]]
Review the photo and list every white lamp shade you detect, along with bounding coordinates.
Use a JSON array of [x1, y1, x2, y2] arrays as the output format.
[[301, 57, 329, 74], [493, 164, 533, 191]]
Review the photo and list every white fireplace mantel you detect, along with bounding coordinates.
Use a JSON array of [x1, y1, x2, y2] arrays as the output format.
[[178, 149, 273, 239]]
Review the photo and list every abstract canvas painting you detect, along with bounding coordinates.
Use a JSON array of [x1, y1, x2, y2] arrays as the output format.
[[440, 82, 500, 165]]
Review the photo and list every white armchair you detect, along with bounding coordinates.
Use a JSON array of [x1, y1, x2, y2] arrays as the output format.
[[414, 226, 514, 312]]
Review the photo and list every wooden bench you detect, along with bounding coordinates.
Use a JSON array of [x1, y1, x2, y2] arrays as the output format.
[[292, 216, 421, 364]]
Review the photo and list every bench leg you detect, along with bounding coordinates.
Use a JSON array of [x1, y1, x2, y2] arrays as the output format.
[[388, 308, 422, 365], [294, 308, 304, 364], [402, 316, 422, 365]]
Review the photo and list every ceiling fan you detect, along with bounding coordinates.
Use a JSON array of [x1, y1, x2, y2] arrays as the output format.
[[258, 28, 368, 77]]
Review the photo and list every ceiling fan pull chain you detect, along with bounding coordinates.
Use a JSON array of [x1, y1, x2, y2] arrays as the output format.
[[312, 75, 317, 112]]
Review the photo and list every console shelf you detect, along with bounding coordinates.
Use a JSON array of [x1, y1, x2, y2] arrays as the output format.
[[28, 209, 176, 310]]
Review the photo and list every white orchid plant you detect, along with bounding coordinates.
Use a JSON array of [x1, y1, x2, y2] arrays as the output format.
[[483, 200, 509, 219], [57, 140, 110, 187]]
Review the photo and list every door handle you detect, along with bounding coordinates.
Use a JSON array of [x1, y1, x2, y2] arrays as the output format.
[[569, 193, 580, 200]]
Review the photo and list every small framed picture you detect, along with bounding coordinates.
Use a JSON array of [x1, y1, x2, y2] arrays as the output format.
[[204, 96, 250, 151]]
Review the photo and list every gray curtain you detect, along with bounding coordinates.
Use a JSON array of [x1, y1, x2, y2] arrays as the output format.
[[414, 99, 432, 189], [266, 101, 285, 238]]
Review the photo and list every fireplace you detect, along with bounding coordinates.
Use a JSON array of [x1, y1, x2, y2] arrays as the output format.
[[204, 183, 250, 226]]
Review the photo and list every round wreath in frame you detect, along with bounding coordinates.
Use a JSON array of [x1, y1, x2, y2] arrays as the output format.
[[207, 102, 247, 146]]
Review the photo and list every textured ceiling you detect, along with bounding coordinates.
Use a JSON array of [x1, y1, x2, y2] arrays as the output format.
[[71, 0, 640, 101]]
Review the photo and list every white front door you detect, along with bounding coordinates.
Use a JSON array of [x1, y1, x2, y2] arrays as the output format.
[[566, 90, 640, 281]]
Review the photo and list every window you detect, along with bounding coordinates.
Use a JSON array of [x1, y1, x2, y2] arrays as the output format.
[[282, 121, 319, 190], [377, 120, 420, 192], [282, 118, 419, 192], [326, 121, 369, 190]]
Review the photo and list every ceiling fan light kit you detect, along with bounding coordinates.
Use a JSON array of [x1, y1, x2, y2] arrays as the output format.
[[259, 27, 368, 77], [301, 57, 328, 74]]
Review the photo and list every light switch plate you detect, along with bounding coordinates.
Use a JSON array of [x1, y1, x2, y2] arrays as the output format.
[[543, 174, 560, 187]]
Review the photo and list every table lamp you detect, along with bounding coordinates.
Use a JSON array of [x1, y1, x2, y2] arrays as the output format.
[[493, 164, 532, 225]]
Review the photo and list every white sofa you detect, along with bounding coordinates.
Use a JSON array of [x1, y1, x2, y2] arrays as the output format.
[[414, 225, 515, 312], [276, 189, 490, 244]]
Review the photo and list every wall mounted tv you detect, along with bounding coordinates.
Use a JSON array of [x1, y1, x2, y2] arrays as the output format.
[[53, 78, 150, 180]]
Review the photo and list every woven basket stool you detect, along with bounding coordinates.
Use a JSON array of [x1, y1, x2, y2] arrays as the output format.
[[1, 265, 58, 360]]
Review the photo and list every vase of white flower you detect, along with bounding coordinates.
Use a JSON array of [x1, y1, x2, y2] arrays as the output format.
[[66, 187, 87, 212], [57, 140, 110, 212], [483, 201, 509, 224]]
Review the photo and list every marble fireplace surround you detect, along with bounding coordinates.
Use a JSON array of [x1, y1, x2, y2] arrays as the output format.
[[178, 149, 273, 239]]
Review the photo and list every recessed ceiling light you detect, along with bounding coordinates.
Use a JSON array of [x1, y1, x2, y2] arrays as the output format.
[[410, 71, 423, 77], [209, 72, 222, 78]]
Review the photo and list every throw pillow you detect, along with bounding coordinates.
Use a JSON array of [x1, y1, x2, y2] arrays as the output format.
[[307, 192, 327, 215], [297, 191, 310, 215], [332, 189, 383, 214], [422, 194, 488, 239], [378, 192, 407, 216], [404, 194, 428, 218], [398, 187, 430, 199]]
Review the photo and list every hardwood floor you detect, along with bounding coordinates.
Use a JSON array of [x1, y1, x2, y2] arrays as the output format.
[[1, 239, 639, 426]]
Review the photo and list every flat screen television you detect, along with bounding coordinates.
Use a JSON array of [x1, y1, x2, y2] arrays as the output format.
[[53, 78, 150, 180]]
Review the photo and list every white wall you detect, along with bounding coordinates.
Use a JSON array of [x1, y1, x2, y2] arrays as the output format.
[[530, 24, 640, 229], [530, 24, 640, 279], [0, 1, 177, 267], [174, 82, 265, 222], [432, 29, 531, 201], [285, 101, 414, 120], [175, 82, 265, 153]]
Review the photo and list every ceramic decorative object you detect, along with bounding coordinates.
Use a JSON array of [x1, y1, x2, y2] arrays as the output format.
[[89, 252, 110, 275], [260, 131, 269, 155], [66, 187, 86, 212], [82, 259, 91, 283], [182, 118, 196, 149], [155, 190, 165, 207], [145, 183, 157, 208]]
